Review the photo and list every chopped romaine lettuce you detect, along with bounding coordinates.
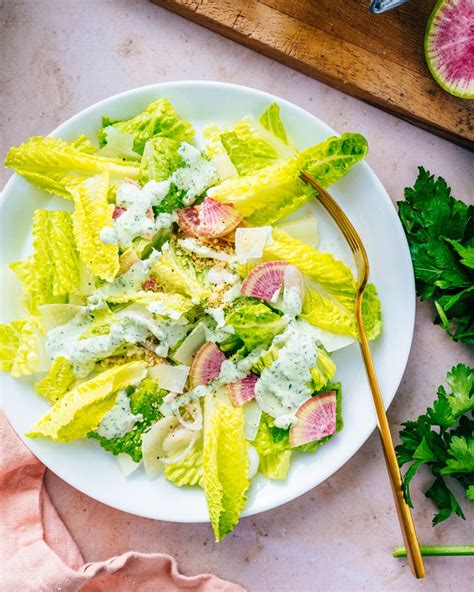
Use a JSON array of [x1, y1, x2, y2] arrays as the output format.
[[97, 98, 194, 154], [0, 320, 26, 373], [4, 136, 139, 199], [152, 242, 209, 299], [225, 298, 286, 352], [35, 356, 75, 403], [265, 228, 381, 339], [11, 209, 81, 311], [0, 318, 46, 378], [70, 173, 119, 282], [139, 137, 184, 185], [27, 362, 146, 442], [164, 443, 204, 487], [89, 379, 165, 462], [208, 133, 367, 225], [203, 392, 249, 541]]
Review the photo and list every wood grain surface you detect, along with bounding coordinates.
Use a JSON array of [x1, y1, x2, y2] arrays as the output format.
[[151, 0, 473, 149]]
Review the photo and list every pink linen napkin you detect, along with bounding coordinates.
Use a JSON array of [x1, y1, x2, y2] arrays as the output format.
[[0, 412, 244, 592]]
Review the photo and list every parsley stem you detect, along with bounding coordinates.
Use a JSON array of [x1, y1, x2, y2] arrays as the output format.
[[393, 545, 474, 557]]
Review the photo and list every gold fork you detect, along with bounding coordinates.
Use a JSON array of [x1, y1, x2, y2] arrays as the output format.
[[300, 171, 425, 579]]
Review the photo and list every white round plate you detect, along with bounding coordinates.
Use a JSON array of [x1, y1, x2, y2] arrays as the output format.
[[0, 82, 415, 522]]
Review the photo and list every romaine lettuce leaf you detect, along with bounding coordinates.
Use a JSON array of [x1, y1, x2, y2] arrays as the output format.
[[253, 413, 292, 480], [164, 444, 204, 487], [106, 292, 194, 323], [4, 136, 139, 200], [70, 173, 120, 282], [203, 392, 249, 541], [139, 137, 184, 185], [27, 362, 146, 442], [225, 299, 286, 352], [208, 133, 367, 225], [35, 356, 75, 403], [89, 379, 165, 461], [97, 127, 141, 160], [10, 209, 81, 311], [259, 103, 290, 145], [265, 228, 381, 339], [219, 105, 295, 177], [0, 320, 26, 372], [152, 242, 209, 299], [1, 318, 47, 378], [97, 98, 194, 154]]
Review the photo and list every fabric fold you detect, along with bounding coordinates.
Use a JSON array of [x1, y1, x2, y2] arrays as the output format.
[[0, 411, 244, 592]]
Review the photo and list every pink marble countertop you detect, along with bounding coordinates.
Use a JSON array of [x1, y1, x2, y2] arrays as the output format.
[[1, 1, 473, 590]]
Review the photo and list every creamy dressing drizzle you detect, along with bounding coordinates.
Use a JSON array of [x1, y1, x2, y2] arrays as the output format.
[[100, 181, 172, 248], [99, 142, 217, 249], [45, 307, 187, 377], [97, 389, 143, 439], [160, 348, 262, 415], [254, 319, 318, 426], [88, 251, 161, 308], [172, 143, 218, 205]]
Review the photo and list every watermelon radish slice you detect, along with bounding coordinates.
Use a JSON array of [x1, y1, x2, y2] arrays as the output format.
[[289, 391, 337, 447], [177, 198, 242, 238], [189, 341, 226, 388], [113, 205, 127, 219], [228, 373, 258, 406], [240, 261, 289, 301], [425, 0, 474, 98]]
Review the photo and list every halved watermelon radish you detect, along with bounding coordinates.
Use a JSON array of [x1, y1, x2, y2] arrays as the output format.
[[240, 261, 289, 301], [425, 0, 474, 98], [228, 373, 258, 407], [177, 198, 242, 238], [189, 341, 226, 388], [289, 391, 336, 448]]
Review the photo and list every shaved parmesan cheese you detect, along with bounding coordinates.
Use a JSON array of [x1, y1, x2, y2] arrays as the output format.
[[141, 416, 179, 477], [172, 323, 207, 365], [235, 226, 272, 262], [116, 453, 142, 477], [276, 217, 318, 248], [212, 153, 237, 180], [305, 323, 356, 352], [243, 400, 262, 441], [148, 363, 190, 393]]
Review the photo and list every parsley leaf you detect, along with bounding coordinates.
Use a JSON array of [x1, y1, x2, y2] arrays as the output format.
[[396, 364, 474, 525], [398, 168, 474, 344]]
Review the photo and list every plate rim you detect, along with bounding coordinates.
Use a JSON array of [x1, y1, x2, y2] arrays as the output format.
[[0, 80, 416, 522]]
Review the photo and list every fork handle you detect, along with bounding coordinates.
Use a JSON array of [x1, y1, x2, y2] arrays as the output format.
[[357, 308, 425, 579]]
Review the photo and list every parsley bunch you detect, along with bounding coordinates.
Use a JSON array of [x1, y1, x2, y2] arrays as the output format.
[[396, 364, 474, 525], [398, 168, 474, 344]]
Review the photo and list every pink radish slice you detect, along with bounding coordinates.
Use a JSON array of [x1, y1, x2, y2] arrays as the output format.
[[177, 198, 242, 238], [289, 391, 336, 447], [189, 342, 226, 388], [228, 373, 258, 407], [113, 205, 127, 219], [240, 261, 289, 301]]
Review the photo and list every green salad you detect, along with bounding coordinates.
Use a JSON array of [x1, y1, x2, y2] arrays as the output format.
[[0, 98, 382, 540]]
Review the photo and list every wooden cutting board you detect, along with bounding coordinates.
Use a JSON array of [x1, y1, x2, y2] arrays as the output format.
[[152, 0, 473, 149]]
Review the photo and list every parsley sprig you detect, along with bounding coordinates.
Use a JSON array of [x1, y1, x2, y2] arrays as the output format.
[[396, 364, 474, 525], [398, 168, 474, 344]]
